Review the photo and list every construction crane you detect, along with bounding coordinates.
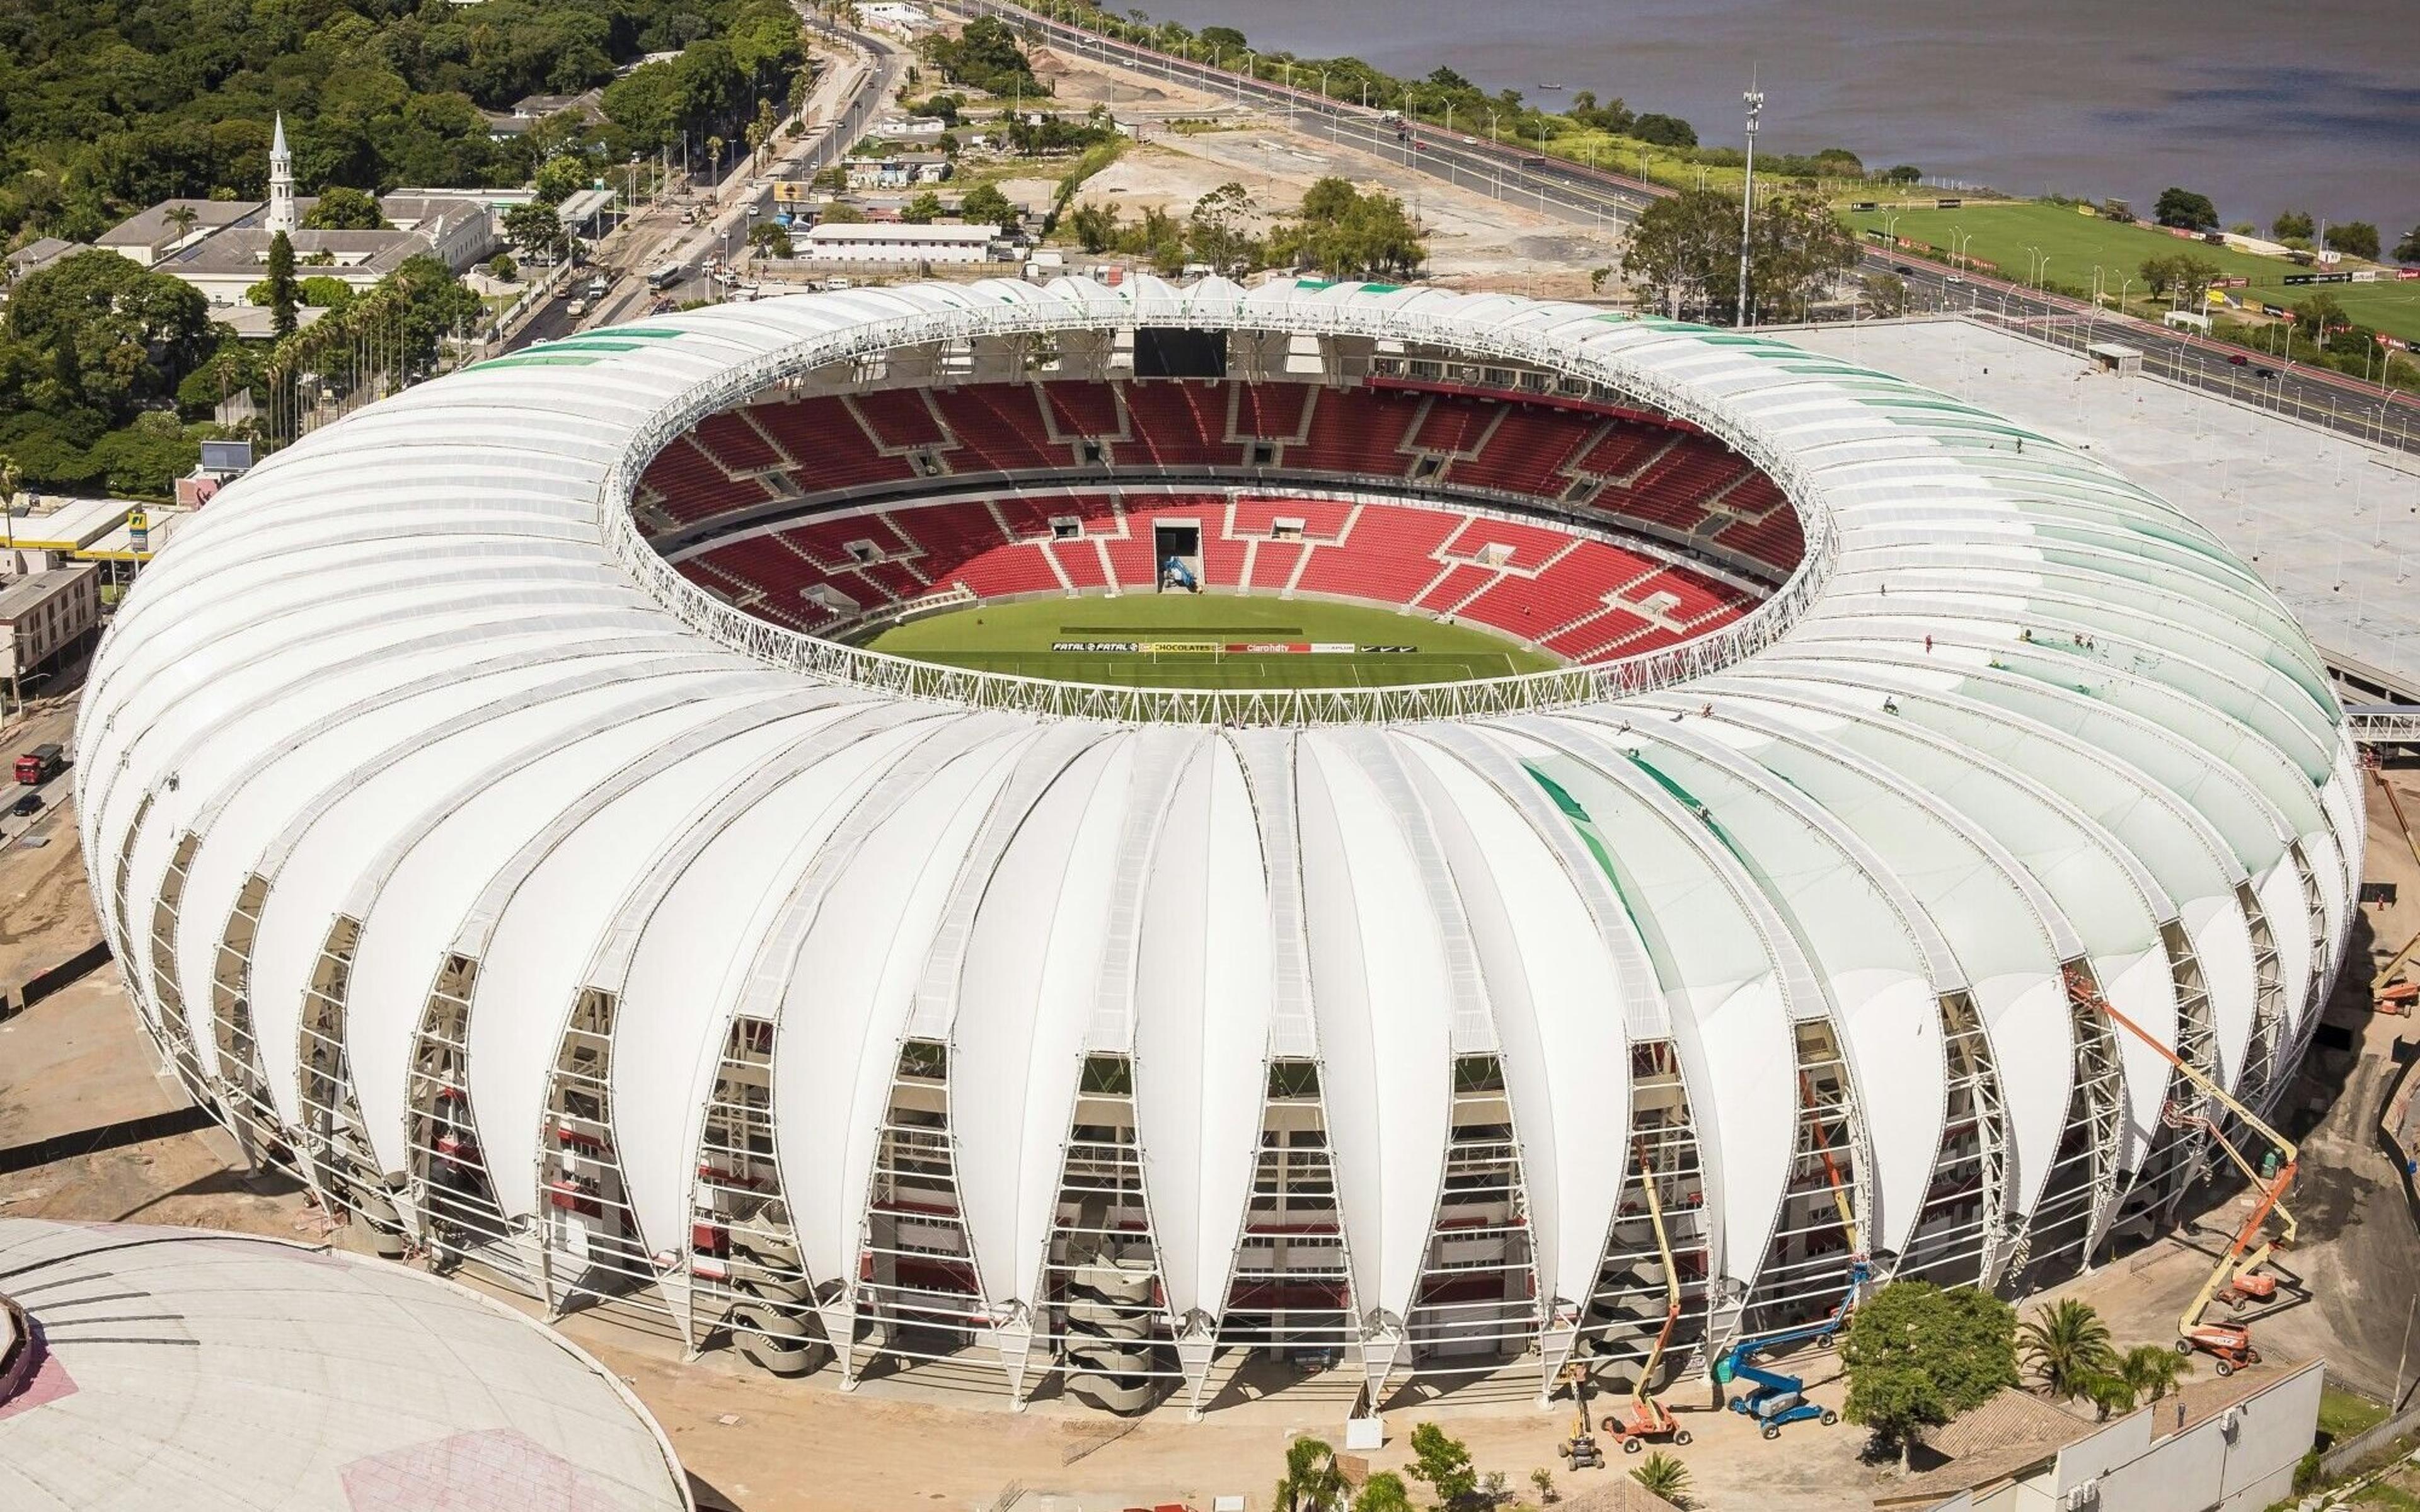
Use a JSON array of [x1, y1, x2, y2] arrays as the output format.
[[2065, 965, 2296, 1375], [1715, 1257, 1868, 1439], [1597, 1138, 1693, 1453]]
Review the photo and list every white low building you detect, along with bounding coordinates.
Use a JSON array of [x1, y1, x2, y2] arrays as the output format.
[[798, 221, 999, 263], [100, 117, 496, 308]]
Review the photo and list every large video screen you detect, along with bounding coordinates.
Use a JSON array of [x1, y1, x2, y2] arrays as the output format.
[[1133, 326, 1228, 379]]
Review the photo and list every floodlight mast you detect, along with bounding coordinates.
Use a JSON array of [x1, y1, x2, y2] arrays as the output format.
[[1737, 78, 1763, 328]]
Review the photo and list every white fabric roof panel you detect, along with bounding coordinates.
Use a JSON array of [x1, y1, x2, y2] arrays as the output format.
[[71, 278, 2361, 1400]]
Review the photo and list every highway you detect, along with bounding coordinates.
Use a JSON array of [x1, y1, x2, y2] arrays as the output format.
[[942, 0, 2419, 457], [501, 7, 910, 352]]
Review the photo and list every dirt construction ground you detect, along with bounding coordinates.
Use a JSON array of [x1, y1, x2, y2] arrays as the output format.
[[1022, 45, 1627, 299], [8, 643, 2420, 1512]]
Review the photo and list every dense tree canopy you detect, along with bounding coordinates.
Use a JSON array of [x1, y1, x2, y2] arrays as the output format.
[[1624, 185, 1857, 322], [0, 0, 804, 245], [300, 186, 386, 231], [919, 16, 1044, 97], [2154, 186, 2220, 231], [0, 250, 218, 495]]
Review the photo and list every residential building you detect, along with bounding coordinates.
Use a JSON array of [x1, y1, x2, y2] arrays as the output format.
[[0, 563, 101, 690]]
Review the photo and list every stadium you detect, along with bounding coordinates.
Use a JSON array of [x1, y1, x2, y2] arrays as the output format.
[[72, 276, 2363, 1422]]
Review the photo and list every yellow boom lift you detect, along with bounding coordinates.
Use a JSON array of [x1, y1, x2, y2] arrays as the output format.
[[1597, 1139, 1694, 1452], [2066, 966, 2296, 1374]]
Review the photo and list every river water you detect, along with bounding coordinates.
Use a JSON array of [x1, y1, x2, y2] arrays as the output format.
[[1145, 0, 2417, 232]]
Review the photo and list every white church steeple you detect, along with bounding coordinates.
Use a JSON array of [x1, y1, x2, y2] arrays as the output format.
[[267, 113, 296, 236]]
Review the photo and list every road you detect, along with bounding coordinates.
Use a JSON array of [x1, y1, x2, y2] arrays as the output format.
[[0, 702, 79, 850], [943, 0, 2420, 457], [502, 7, 911, 352]]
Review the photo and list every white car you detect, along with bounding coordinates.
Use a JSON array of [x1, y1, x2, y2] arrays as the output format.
[[565, 299, 589, 318]]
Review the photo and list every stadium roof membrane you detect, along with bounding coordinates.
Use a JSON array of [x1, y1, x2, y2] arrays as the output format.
[[74, 277, 2363, 1413]]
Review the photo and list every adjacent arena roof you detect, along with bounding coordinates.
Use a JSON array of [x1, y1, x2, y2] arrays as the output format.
[[73, 278, 2364, 1414], [0, 1219, 691, 1512]]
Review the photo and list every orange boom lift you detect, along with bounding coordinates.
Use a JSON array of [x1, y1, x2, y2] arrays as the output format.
[[2066, 966, 2296, 1374]]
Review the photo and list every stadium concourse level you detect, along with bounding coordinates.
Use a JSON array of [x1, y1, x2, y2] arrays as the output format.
[[639, 377, 1795, 664]]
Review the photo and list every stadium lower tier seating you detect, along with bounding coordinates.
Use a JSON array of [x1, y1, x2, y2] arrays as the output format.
[[635, 379, 1807, 579], [672, 491, 1759, 667]]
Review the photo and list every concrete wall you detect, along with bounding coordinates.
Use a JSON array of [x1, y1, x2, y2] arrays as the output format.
[[2044, 1361, 2321, 1512]]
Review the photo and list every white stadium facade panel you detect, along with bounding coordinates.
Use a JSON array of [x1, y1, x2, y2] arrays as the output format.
[[75, 278, 2362, 1417]]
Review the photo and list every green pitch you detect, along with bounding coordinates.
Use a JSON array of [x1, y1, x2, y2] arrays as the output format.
[[860, 591, 1559, 689]]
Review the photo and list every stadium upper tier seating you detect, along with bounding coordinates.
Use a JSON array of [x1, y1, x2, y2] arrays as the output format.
[[672, 491, 1753, 667], [637, 379, 1804, 583]]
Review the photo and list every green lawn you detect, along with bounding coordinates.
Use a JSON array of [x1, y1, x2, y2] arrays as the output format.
[[860, 590, 1557, 689], [1841, 202, 2420, 343], [2321, 1385, 2391, 1443]]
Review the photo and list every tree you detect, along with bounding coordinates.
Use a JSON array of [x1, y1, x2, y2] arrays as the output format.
[[2271, 210, 2314, 241], [1528, 1466, 1558, 1504], [1632, 113, 1697, 147], [900, 190, 945, 224], [2154, 187, 2219, 231], [532, 155, 590, 207], [747, 220, 793, 258], [2331, 221, 2381, 261], [920, 15, 1042, 96], [163, 203, 200, 247], [2118, 1343, 2189, 1406], [1353, 1472, 1414, 1512], [502, 202, 568, 262], [2398, 224, 2420, 264], [1069, 200, 1122, 253], [2140, 253, 2221, 301], [266, 231, 300, 340], [1274, 1435, 1343, 1512], [1842, 1280, 2018, 1467], [297, 275, 354, 309], [2017, 1300, 2115, 1399], [819, 202, 868, 225], [1884, 164, 1923, 185], [1269, 177, 1424, 281], [301, 186, 386, 231], [1860, 272, 1908, 317], [1630, 1451, 1692, 1507], [484, 255, 517, 283], [1187, 181, 1259, 274], [1199, 25, 1249, 55], [959, 183, 1017, 233], [1405, 1422, 1475, 1506], [2293, 292, 2349, 337], [1621, 186, 1737, 319], [1749, 191, 1860, 320], [4, 251, 214, 421]]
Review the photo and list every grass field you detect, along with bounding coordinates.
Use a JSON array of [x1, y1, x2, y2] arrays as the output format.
[[860, 592, 1558, 689], [1841, 202, 2420, 343]]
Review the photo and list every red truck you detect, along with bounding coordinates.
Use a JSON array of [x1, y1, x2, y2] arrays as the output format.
[[14, 743, 63, 784]]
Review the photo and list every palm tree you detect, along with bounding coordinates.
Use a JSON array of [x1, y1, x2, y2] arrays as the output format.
[[1632, 1451, 1692, 1508], [1274, 1435, 1343, 1512], [2119, 1343, 2191, 1404], [2019, 1299, 2116, 1399], [163, 203, 200, 249]]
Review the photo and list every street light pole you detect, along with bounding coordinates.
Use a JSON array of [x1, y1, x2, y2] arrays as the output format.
[[1736, 79, 1763, 328]]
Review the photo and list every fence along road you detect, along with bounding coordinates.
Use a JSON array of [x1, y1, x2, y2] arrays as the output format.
[[941, 0, 2419, 457]]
